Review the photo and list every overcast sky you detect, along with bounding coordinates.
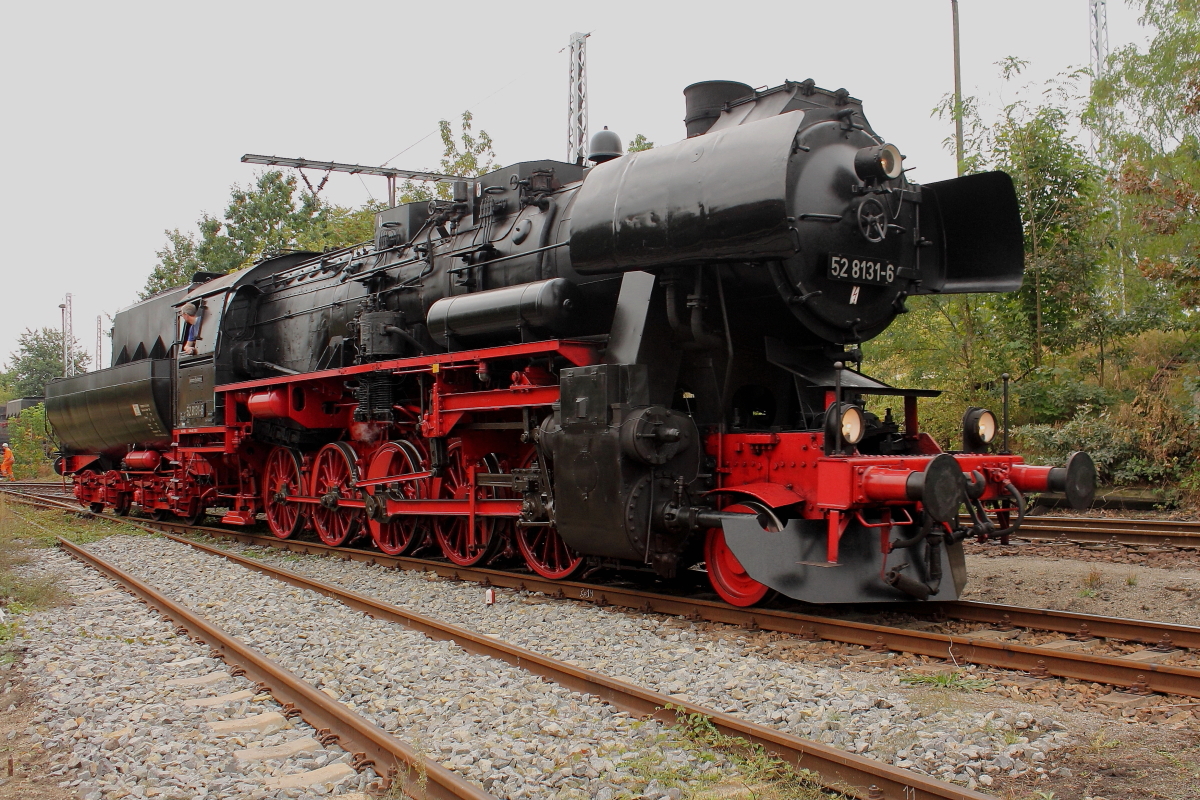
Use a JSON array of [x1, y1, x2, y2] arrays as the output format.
[[0, 0, 1149, 376]]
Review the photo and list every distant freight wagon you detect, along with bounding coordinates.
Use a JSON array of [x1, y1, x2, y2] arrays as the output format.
[[0, 397, 43, 447]]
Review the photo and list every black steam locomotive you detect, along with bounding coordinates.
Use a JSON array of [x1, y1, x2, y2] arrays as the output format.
[[48, 78, 1094, 606]]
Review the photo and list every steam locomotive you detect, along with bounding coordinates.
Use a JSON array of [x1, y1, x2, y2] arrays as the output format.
[[47, 78, 1095, 606]]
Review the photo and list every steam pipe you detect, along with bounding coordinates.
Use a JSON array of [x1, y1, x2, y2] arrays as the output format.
[[688, 269, 725, 350], [715, 270, 734, 413], [663, 279, 686, 337], [383, 325, 429, 354]]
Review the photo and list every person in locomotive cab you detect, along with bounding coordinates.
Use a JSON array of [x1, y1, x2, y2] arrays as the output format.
[[178, 303, 200, 356], [0, 443, 13, 481]]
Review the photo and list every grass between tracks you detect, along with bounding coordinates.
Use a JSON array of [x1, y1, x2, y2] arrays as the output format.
[[0, 496, 154, 648], [655, 704, 843, 800]]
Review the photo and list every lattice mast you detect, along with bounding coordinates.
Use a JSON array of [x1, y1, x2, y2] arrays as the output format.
[[1089, 0, 1124, 310], [951, 0, 964, 176], [61, 293, 74, 377], [1090, 0, 1109, 84], [96, 315, 103, 371], [567, 32, 590, 165]]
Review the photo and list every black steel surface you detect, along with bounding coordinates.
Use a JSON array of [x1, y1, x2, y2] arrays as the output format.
[[45, 359, 174, 454]]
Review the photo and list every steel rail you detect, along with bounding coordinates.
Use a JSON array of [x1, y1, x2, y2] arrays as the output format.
[[962, 515, 1200, 547], [12, 489, 1200, 699], [936, 600, 1200, 649], [155, 531, 988, 800], [55, 535, 495, 800]]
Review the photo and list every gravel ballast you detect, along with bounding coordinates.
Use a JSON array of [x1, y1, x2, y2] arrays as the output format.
[[74, 535, 764, 800], [184, 534, 1081, 793], [20, 546, 373, 800]]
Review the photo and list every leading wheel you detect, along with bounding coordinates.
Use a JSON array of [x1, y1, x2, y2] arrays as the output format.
[[264, 446, 306, 539], [514, 451, 582, 580], [704, 503, 772, 607], [88, 502, 105, 514], [366, 440, 429, 555], [311, 442, 364, 547], [434, 441, 505, 567]]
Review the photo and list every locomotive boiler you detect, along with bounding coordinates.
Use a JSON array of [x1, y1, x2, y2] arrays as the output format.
[[47, 78, 1095, 606]]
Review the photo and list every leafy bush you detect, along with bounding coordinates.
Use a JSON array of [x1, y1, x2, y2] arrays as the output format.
[[1015, 383, 1199, 500], [6, 403, 54, 480], [1015, 412, 1137, 481], [1013, 368, 1117, 424]]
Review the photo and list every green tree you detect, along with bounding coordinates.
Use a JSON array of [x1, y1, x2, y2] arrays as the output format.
[[399, 111, 497, 203], [142, 229, 201, 298], [7, 403, 52, 479], [141, 171, 384, 298], [217, 170, 321, 267], [1089, 0, 1200, 308], [5, 328, 89, 398], [296, 200, 385, 252], [992, 104, 1105, 366], [627, 133, 654, 152]]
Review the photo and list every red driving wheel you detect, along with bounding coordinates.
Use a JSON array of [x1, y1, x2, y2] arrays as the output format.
[[514, 450, 583, 580], [434, 441, 503, 567], [365, 440, 429, 555], [263, 447, 306, 539], [704, 502, 772, 607], [310, 442, 364, 547]]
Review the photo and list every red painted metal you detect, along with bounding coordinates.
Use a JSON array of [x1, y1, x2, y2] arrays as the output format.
[[217, 340, 598, 394], [263, 446, 306, 539], [516, 524, 583, 579], [64, 314, 1066, 596], [310, 443, 363, 547], [380, 498, 524, 517], [122, 451, 163, 470], [246, 389, 290, 419], [1008, 463, 1053, 492], [703, 504, 771, 606], [365, 441, 428, 556], [439, 385, 560, 412], [707, 481, 804, 509], [825, 509, 852, 563], [858, 466, 912, 503]]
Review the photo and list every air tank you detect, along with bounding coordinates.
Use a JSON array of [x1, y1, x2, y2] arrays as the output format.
[[426, 278, 580, 344]]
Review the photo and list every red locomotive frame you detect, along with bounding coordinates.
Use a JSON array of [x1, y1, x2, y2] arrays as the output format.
[[71, 337, 1062, 598]]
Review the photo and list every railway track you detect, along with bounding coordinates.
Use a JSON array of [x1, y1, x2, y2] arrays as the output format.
[[11, 487, 1200, 704], [1014, 515, 1200, 548], [7, 489, 996, 800], [28, 522, 488, 798]]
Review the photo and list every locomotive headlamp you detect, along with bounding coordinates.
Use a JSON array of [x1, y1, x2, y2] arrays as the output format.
[[854, 143, 904, 182], [962, 407, 998, 452], [825, 402, 866, 447]]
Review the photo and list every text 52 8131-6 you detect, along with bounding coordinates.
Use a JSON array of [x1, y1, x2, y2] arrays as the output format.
[[828, 254, 897, 286]]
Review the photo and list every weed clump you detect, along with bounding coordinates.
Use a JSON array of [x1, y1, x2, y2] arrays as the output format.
[[900, 671, 995, 692], [664, 703, 841, 799], [1078, 568, 1105, 597]]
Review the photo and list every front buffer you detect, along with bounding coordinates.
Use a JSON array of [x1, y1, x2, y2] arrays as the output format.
[[713, 439, 1095, 605]]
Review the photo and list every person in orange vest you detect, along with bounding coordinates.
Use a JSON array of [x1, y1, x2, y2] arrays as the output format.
[[0, 443, 13, 481]]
